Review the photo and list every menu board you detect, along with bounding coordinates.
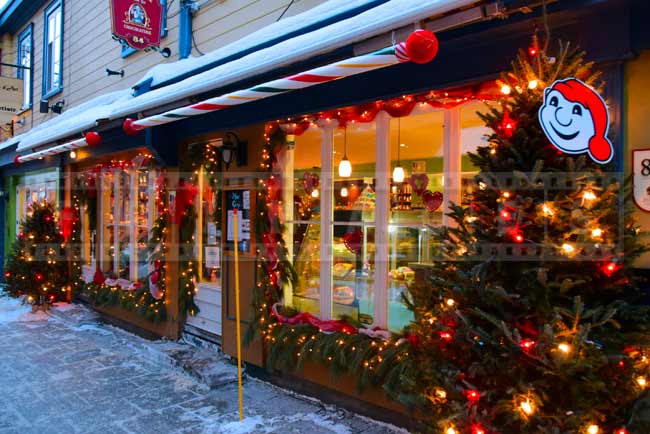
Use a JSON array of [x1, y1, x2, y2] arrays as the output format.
[[225, 189, 251, 252]]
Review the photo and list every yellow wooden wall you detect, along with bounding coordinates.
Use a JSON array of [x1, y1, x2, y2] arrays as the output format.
[[625, 50, 650, 267], [5, 0, 325, 137]]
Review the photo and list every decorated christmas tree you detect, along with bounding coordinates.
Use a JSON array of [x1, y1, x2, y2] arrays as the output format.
[[4, 202, 70, 306], [392, 42, 650, 433]]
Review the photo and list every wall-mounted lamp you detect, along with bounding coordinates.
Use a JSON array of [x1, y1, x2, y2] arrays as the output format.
[[220, 132, 247, 169], [40, 99, 65, 114]]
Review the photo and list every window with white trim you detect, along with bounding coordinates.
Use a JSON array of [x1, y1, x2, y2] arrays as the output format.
[[42, 0, 63, 98], [17, 24, 33, 108], [100, 167, 156, 281], [285, 100, 491, 331]]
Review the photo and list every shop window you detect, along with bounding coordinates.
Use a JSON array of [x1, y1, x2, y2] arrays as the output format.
[[100, 167, 156, 282], [332, 122, 377, 325], [287, 128, 322, 316], [281, 95, 493, 331], [42, 0, 63, 98], [17, 24, 33, 108], [197, 168, 223, 284], [16, 172, 59, 235]]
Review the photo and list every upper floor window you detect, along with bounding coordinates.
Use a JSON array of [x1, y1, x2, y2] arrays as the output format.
[[17, 24, 33, 108], [43, 0, 63, 98]]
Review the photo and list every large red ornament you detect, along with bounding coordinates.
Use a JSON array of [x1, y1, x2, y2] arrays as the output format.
[[85, 132, 101, 147], [406, 333, 420, 349], [123, 118, 142, 136], [405, 29, 439, 64]]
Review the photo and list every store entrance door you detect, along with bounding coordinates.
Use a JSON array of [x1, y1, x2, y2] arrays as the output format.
[[184, 167, 223, 341]]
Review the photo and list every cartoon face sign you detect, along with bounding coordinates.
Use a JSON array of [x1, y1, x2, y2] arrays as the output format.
[[538, 78, 613, 164], [128, 4, 146, 26]]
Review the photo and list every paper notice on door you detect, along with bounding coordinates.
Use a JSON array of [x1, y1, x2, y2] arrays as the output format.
[[205, 246, 220, 269], [207, 222, 217, 244]]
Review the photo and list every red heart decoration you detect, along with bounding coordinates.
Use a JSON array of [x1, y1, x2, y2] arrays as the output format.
[[343, 229, 363, 255], [422, 191, 443, 212], [408, 173, 429, 196], [303, 172, 319, 194]]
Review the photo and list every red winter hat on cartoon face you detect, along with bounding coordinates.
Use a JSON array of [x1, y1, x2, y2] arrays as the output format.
[[538, 78, 613, 164]]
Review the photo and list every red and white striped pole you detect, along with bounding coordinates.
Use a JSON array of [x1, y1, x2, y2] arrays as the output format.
[[123, 30, 439, 135], [14, 132, 101, 164]]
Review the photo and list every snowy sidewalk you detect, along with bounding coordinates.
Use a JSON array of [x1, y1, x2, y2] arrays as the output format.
[[0, 296, 404, 434]]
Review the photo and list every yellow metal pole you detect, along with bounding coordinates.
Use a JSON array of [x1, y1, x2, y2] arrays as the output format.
[[233, 208, 244, 421]]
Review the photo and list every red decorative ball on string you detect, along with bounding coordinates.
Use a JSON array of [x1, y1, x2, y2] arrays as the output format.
[[405, 29, 439, 64], [4, 271, 10, 279], [406, 333, 420, 349], [35, 273, 43, 281], [85, 131, 101, 147], [150, 270, 161, 285], [154, 259, 162, 269], [123, 118, 142, 136], [18, 232, 24, 240]]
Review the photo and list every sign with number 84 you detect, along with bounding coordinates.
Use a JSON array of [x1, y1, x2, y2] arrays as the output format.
[[633, 149, 650, 212]]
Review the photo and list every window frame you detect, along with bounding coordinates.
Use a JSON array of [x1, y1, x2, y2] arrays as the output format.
[[286, 106, 469, 329], [17, 23, 33, 109], [99, 167, 156, 282], [42, 0, 64, 100], [121, 0, 168, 58]]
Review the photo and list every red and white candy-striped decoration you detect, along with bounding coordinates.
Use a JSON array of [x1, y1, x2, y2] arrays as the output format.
[[14, 132, 101, 164], [123, 30, 439, 135]]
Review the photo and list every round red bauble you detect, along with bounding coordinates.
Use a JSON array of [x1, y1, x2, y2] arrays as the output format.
[[150, 270, 161, 284], [35, 273, 43, 281], [18, 232, 24, 240], [123, 118, 141, 136], [154, 259, 162, 269], [4, 271, 10, 279], [85, 131, 101, 147], [406, 333, 420, 349], [13, 155, 22, 165], [405, 29, 439, 64]]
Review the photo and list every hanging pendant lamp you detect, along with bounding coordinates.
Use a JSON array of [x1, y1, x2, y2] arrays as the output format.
[[338, 126, 352, 178], [392, 118, 405, 183]]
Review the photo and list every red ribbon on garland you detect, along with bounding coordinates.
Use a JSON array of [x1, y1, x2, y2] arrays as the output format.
[[272, 303, 357, 334]]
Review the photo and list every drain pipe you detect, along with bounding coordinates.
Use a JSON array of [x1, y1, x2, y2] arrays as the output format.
[[179, 0, 194, 59]]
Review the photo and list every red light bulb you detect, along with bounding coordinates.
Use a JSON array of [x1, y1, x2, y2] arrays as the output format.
[[602, 261, 620, 277], [471, 424, 486, 434], [513, 232, 524, 243], [520, 339, 536, 351], [439, 331, 453, 341], [528, 46, 538, 56], [466, 390, 481, 403]]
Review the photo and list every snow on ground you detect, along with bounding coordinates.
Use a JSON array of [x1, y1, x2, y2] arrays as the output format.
[[0, 293, 31, 323]]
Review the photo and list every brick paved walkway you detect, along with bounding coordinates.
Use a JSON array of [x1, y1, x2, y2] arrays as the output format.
[[0, 303, 403, 434]]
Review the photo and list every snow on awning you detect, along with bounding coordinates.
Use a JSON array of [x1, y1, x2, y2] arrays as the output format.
[[9, 0, 477, 155], [2, 90, 129, 153], [122, 34, 435, 134]]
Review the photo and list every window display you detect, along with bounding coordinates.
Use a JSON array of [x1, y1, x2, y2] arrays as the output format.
[[100, 166, 156, 282], [279, 92, 494, 331]]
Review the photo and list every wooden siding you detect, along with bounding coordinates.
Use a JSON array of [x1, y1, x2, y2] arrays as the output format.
[[4, 0, 325, 139]]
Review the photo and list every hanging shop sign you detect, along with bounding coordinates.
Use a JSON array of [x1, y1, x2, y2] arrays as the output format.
[[110, 0, 164, 50], [0, 77, 23, 124], [632, 149, 650, 212], [538, 78, 613, 164]]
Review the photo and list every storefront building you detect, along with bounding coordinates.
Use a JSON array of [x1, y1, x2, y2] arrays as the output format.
[[1, 0, 650, 427]]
